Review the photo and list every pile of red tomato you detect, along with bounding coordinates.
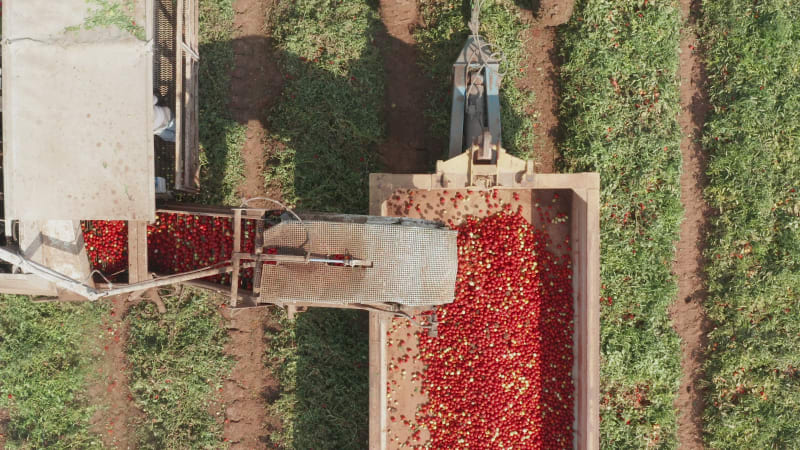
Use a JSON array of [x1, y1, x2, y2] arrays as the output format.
[[82, 213, 259, 288], [415, 212, 574, 448], [82, 221, 129, 276], [146, 213, 258, 288]]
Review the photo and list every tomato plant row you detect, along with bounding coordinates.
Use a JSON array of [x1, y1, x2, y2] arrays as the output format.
[[700, 1, 800, 447], [558, 0, 683, 445]]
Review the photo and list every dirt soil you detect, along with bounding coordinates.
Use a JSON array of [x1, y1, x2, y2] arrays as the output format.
[[88, 295, 143, 450], [376, 0, 443, 173], [670, 0, 712, 448], [230, 0, 285, 201], [517, 0, 573, 173], [223, 0, 286, 447], [220, 307, 281, 449]]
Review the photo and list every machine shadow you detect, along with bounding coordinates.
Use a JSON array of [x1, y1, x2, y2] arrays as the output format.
[[191, 36, 373, 448]]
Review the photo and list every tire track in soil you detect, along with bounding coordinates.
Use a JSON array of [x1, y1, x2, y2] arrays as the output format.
[[376, 0, 442, 173], [230, 0, 284, 201], [670, 0, 712, 448], [88, 295, 143, 450], [225, 0, 284, 447], [516, 0, 574, 173]]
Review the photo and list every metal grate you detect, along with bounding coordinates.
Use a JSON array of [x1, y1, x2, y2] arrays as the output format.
[[154, 0, 176, 101], [258, 221, 458, 306], [153, 0, 176, 184]]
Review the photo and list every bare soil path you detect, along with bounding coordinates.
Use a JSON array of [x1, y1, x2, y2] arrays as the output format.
[[220, 307, 281, 449], [670, 0, 712, 448], [88, 295, 143, 450], [231, 0, 284, 201], [224, 0, 285, 447], [517, 0, 573, 173], [376, 0, 442, 173]]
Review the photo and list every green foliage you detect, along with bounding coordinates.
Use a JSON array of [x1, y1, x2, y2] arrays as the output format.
[[415, 0, 535, 159], [700, 0, 800, 447], [193, 0, 247, 205], [266, 0, 385, 213], [265, 308, 369, 449], [558, 0, 683, 447], [0, 296, 104, 448], [126, 289, 232, 449], [67, 0, 145, 40]]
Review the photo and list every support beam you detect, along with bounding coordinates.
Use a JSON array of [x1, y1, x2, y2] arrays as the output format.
[[127, 221, 149, 283], [174, 0, 185, 191], [230, 209, 242, 307]]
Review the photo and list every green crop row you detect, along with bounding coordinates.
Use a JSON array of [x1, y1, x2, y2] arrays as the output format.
[[265, 0, 384, 213], [125, 289, 231, 449], [265, 308, 370, 449], [0, 296, 104, 448], [558, 0, 683, 447], [194, 0, 247, 206], [700, 1, 800, 447]]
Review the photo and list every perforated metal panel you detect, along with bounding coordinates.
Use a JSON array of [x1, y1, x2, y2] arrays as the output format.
[[153, 0, 176, 184], [258, 221, 458, 306], [154, 0, 175, 100]]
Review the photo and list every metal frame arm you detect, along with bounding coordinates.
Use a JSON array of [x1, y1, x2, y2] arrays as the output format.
[[0, 246, 251, 301]]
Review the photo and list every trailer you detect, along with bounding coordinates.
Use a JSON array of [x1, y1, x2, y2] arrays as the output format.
[[366, 3, 601, 445], [368, 158, 600, 449]]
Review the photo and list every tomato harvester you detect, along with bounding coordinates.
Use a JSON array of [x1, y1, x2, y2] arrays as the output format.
[[0, 0, 536, 320], [0, 2, 601, 447], [0, 0, 458, 330]]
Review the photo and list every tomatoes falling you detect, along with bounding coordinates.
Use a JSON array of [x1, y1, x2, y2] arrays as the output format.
[[82, 213, 260, 288], [82, 221, 128, 276], [414, 211, 574, 449]]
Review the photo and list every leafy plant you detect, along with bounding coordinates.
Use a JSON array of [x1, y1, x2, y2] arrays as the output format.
[[126, 289, 232, 449], [266, 0, 385, 213], [558, 0, 684, 447], [191, 0, 248, 206], [67, 0, 145, 40], [0, 296, 105, 448], [700, 0, 800, 447], [265, 308, 369, 449]]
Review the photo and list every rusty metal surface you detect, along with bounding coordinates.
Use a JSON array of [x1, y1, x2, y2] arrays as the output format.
[[258, 221, 458, 306]]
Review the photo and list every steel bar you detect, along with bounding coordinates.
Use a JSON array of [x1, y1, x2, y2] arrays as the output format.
[[230, 209, 242, 307], [0, 246, 257, 301]]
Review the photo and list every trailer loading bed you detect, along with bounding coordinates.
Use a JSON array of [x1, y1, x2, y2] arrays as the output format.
[[368, 171, 601, 449]]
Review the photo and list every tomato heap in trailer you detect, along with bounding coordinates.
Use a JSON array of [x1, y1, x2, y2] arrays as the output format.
[[391, 211, 574, 449], [82, 213, 260, 288]]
